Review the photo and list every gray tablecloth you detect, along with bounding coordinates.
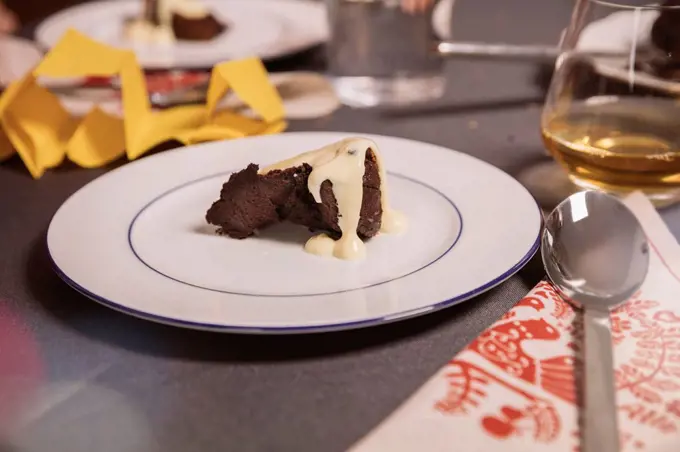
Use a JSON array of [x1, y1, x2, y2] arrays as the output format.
[[2, 0, 680, 451]]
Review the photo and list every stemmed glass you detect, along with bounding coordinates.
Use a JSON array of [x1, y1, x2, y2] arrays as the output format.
[[542, 0, 680, 206]]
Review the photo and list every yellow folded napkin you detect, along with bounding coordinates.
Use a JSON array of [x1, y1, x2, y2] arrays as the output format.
[[0, 29, 287, 178]]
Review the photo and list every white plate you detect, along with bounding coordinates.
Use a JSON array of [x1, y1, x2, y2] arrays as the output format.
[[47, 132, 541, 333], [0, 36, 43, 85], [433, 0, 454, 40], [577, 10, 680, 95], [36, 0, 327, 69]]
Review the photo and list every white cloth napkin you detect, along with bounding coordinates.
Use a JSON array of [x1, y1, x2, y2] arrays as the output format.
[[350, 192, 680, 452]]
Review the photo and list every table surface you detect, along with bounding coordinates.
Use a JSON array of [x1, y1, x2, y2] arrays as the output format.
[[3, 0, 680, 451]]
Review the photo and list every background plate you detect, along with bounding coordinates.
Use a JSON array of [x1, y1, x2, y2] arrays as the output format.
[[36, 0, 328, 69]]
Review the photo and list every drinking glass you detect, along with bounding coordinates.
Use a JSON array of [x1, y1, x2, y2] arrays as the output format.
[[324, 0, 446, 108], [542, 0, 680, 206]]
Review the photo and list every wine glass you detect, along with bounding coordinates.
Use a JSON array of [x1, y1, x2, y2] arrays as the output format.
[[542, 0, 680, 207]]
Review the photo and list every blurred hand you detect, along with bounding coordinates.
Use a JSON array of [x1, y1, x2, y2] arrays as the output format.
[[0, 2, 18, 34], [401, 0, 435, 14]]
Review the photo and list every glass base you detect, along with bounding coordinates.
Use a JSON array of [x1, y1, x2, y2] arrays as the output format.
[[568, 175, 680, 209], [330, 74, 446, 108]]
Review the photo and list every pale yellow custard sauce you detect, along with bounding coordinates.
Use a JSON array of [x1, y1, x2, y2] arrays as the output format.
[[259, 137, 407, 260]]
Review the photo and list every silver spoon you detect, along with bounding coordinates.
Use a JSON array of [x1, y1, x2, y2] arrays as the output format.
[[541, 190, 649, 452]]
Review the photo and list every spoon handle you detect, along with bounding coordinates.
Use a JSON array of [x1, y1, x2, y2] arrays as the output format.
[[584, 307, 620, 452]]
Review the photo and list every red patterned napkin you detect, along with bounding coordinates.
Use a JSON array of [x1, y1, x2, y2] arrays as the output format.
[[350, 192, 680, 452], [83, 71, 210, 93]]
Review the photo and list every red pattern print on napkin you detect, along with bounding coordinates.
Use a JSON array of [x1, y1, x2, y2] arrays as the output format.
[[435, 359, 562, 442], [434, 281, 680, 449]]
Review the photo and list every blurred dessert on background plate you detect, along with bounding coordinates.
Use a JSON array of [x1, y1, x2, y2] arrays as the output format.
[[124, 0, 227, 45], [648, 0, 680, 81]]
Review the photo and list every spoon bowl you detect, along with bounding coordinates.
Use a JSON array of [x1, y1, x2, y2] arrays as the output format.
[[541, 190, 650, 310]]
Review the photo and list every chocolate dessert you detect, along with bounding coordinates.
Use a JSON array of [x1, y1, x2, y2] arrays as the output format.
[[652, 0, 680, 58], [206, 150, 382, 240], [205, 138, 407, 260], [648, 1, 680, 80], [172, 13, 226, 41], [125, 0, 226, 44]]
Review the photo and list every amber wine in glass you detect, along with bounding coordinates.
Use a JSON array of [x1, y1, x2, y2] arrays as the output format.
[[541, 0, 680, 206]]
